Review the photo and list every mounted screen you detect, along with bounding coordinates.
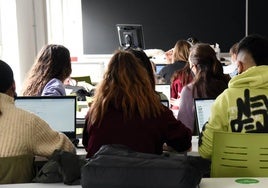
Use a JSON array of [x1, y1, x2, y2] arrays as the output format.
[[116, 24, 145, 50]]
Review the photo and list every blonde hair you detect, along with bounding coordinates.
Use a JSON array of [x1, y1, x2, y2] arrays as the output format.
[[172, 40, 191, 62], [88, 50, 164, 126]]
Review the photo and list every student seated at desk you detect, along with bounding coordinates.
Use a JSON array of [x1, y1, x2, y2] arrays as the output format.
[[177, 43, 230, 133], [0, 60, 75, 184], [82, 50, 192, 158], [22, 44, 72, 96], [199, 34, 268, 159]]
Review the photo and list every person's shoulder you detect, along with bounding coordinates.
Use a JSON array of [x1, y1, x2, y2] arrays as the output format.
[[42, 78, 65, 96], [173, 61, 186, 67], [183, 83, 193, 91], [46, 78, 63, 86]]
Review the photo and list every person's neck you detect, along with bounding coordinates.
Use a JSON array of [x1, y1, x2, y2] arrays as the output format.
[[5, 89, 15, 98]]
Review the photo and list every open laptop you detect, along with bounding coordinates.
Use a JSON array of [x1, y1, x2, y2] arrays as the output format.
[[15, 96, 77, 140], [194, 98, 215, 135], [155, 84, 171, 106], [160, 99, 169, 107], [155, 64, 166, 74]]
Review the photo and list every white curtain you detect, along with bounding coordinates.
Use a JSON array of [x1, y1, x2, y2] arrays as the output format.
[[0, 0, 20, 91], [46, 0, 83, 57]]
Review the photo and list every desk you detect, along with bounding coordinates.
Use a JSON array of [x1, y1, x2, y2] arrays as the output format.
[[199, 178, 268, 188], [0, 183, 81, 188]]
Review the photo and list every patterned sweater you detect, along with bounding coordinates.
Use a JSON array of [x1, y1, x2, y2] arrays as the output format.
[[0, 93, 75, 157]]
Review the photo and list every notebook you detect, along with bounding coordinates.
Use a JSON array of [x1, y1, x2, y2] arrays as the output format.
[[194, 98, 215, 135], [15, 96, 77, 139]]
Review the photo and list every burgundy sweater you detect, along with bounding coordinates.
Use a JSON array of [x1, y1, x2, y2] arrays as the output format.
[[82, 106, 192, 158]]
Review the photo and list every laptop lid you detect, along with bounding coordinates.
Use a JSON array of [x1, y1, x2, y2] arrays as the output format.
[[155, 84, 171, 106], [194, 98, 215, 135], [160, 99, 169, 107], [15, 96, 77, 139]]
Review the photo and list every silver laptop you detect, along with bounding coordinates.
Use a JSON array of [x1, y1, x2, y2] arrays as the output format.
[[194, 98, 215, 135], [15, 96, 77, 140]]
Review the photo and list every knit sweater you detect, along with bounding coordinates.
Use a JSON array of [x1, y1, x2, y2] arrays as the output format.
[[0, 93, 75, 157]]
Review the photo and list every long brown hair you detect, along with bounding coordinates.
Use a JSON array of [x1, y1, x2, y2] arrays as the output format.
[[88, 50, 164, 126], [189, 43, 229, 98], [22, 44, 71, 96], [172, 40, 191, 62]]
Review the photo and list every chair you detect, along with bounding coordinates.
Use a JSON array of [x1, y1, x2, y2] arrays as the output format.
[[211, 131, 268, 177], [0, 154, 35, 184], [71, 75, 92, 85]]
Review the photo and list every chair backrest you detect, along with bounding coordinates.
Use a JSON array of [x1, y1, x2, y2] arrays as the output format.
[[211, 131, 268, 177], [71, 75, 92, 85], [0, 154, 35, 184]]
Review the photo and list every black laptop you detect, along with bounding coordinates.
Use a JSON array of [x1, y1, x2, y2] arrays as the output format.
[[15, 96, 77, 140]]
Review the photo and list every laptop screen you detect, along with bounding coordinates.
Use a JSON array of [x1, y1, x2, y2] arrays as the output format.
[[194, 98, 215, 134], [15, 96, 76, 139], [155, 64, 166, 74], [161, 99, 169, 107], [155, 84, 170, 105]]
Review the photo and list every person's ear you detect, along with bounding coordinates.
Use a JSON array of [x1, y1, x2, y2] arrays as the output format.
[[236, 61, 244, 74]]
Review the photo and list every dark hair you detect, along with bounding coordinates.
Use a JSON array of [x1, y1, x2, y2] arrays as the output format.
[[237, 34, 268, 66], [189, 43, 229, 98], [22, 44, 71, 96], [126, 48, 156, 88], [0, 60, 14, 93]]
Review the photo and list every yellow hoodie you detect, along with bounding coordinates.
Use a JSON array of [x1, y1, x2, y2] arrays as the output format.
[[198, 65, 268, 159]]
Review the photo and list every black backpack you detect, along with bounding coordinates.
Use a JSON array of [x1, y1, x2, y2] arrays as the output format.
[[81, 145, 209, 188]]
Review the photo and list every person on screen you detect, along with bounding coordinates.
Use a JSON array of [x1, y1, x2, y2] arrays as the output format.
[[159, 40, 191, 84], [177, 43, 230, 133], [22, 44, 72, 96], [199, 34, 268, 159], [0, 60, 75, 184], [82, 50, 192, 158]]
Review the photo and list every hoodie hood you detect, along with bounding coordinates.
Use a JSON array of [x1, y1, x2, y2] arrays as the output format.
[[228, 66, 268, 89]]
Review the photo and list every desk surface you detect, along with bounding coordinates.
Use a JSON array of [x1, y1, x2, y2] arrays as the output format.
[[0, 183, 81, 188], [200, 178, 268, 188]]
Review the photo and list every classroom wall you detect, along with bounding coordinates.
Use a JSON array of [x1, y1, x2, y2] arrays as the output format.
[[81, 0, 268, 54]]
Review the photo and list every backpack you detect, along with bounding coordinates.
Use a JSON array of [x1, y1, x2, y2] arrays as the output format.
[[81, 145, 208, 188]]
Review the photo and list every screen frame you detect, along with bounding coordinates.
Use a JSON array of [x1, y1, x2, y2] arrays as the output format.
[[116, 24, 145, 50], [14, 96, 77, 139], [194, 98, 215, 135]]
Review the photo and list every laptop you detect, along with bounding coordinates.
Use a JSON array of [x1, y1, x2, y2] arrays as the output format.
[[155, 84, 171, 106], [194, 98, 215, 135], [15, 96, 77, 140], [161, 99, 169, 107], [155, 64, 166, 74]]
